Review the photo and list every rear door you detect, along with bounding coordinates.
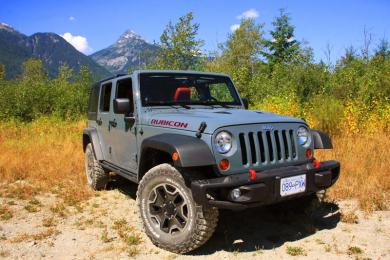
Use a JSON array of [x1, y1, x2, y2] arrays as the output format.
[[110, 77, 138, 172], [96, 81, 114, 161]]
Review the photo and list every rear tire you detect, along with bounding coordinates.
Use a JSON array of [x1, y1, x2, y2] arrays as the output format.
[[84, 143, 109, 190], [136, 164, 218, 253]]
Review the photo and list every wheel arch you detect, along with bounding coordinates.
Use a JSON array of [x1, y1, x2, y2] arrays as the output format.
[[311, 129, 333, 149], [138, 134, 216, 181], [82, 127, 104, 161]]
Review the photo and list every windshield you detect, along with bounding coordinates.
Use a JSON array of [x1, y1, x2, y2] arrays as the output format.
[[140, 73, 242, 107]]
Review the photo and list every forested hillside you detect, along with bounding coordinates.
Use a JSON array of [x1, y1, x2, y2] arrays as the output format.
[[1, 11, 389, 136], [0, 23, 111, 79]]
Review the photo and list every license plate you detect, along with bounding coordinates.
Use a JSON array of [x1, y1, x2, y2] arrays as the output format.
[[280, 174, 306, 197]]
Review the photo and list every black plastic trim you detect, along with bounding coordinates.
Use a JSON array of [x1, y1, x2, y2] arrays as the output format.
[[311, 130, 333, 149], [100, 160, 138, 183], [82, 128, 104, 161], [191, 160, 340, 210], [140, 134, 216, 167]]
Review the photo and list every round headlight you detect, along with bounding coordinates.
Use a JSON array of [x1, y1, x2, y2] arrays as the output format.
[[214, 131, 232, 154], [297, 127, 310, 146]]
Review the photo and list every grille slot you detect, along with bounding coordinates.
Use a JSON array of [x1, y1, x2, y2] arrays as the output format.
[[266, 131, 273, 162], [238, 127, 298, 167], [275, 130, 282, 161], [257, 132, 265, 162], [248, 132, 257, 164], [289, 130, 297, 159], [239, 133, 248, 165], [282, 130, 289, 159]]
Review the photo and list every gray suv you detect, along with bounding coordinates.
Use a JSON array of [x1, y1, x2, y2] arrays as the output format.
[[83, 70, 340, 253]]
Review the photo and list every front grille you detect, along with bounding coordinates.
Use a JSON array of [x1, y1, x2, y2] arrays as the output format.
[[239, 129, 297, 166]]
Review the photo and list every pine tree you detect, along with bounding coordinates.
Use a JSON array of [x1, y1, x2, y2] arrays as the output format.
[[264, 9, 300, 65], [152, 12, 204, 70]]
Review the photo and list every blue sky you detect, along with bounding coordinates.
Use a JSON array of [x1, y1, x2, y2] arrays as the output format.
[[1, 0, 389, 63]]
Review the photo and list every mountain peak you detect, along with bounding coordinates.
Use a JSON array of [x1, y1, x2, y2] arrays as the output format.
[[117, 29, 144, 43], [0, 22, 17, 33], [91, 29, 158, 74]]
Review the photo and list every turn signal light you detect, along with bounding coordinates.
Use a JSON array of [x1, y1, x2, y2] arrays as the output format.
[[249, 169, 257, 180], [219, 159, 230, 171], [305, 148, 313, 158], [172, 152, 179, 161]]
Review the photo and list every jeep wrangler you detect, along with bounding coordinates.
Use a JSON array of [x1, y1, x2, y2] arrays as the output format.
[[82, 70, 340, 253]]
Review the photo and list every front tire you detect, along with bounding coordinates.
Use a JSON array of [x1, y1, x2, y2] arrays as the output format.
[[84, 143, 109, 190], [136, 164, 218, 253]]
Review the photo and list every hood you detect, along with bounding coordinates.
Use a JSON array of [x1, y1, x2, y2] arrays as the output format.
[[142, 108, 306, 134]]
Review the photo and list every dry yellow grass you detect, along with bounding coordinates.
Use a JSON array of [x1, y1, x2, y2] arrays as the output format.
[[0, 118, 92, 205], [10, 228, 59, 243], [0, 118, 388, 211], [316, 132, 390, 211]]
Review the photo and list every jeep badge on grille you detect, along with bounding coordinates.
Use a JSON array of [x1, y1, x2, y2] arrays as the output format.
[[262, 125, 274, 131]]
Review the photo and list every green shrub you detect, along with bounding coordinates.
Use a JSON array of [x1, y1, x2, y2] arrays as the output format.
[[308, 95, 344, 135]]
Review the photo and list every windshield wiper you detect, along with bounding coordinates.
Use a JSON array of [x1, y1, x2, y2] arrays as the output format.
[[144, 101, 191, 109], [216, 103, 232, 108], [197, 101, 233, 109]]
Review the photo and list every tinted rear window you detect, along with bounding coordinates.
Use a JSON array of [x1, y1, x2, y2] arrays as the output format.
[[88, 84, 99, 120]]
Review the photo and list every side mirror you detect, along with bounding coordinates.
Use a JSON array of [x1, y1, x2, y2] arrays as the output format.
[[242, 98, 249, 110], [113, 98, 131, 114]]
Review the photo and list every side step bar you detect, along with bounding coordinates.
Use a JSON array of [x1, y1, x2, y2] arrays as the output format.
[[99, 160, 138, 183]]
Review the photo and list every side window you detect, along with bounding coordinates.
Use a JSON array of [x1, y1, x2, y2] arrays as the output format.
[[116, 78, 134, 113], [100, 83, 112, 112], [88, 84, 99, 120]]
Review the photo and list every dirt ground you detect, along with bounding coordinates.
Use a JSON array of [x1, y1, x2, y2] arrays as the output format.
[[0, 177, 389, 260]]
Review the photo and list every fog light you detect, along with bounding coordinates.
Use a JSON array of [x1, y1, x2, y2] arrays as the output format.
[[231, 188, 241, 200]]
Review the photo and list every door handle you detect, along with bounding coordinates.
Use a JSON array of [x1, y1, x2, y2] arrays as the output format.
[[109, 120, 117, 127], [96, 118, 102, 125]]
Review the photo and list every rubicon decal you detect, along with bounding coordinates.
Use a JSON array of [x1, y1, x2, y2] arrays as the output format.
[[151, 119, 188, 128]]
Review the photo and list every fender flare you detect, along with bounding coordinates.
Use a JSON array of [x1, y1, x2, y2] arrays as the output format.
[[82, 128, 104, 161], [140, 134, 216, 167], [311, 130, 333, 149]]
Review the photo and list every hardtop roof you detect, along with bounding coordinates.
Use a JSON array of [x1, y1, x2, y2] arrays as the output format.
[[95, 70, 230, 85]]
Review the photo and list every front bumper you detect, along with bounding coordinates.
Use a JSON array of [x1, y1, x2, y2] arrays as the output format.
[[191, 160, 340, 210]]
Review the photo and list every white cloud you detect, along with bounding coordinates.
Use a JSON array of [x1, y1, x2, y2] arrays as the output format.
[[230, 24, 240, 32], [61, 32, 92, 54], [69, 16, 75, 21], [237, 8, 259, 19]]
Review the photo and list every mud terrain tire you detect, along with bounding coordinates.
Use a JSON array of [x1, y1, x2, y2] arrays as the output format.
[[136, 164, 218, 253]]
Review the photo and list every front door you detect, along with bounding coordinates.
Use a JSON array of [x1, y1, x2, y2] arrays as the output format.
[[110, 77, 138, 172]]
